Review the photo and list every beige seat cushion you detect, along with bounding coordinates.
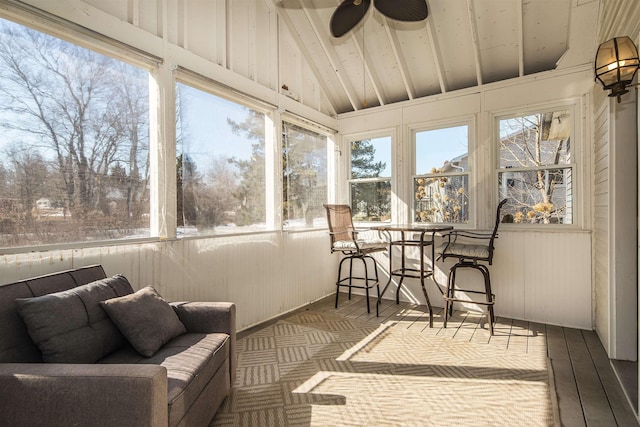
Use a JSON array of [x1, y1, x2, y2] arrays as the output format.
[[437, 242, 490, 259], [332, 238, 387, 251]]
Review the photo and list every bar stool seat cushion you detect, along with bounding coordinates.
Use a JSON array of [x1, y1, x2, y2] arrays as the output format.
[[437, 242, 490, 259], [332, 239, 387, 251]]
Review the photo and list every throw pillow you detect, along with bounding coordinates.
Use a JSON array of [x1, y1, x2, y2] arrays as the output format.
[[101, 286, 186, 357], [15, 275, 134, 363]]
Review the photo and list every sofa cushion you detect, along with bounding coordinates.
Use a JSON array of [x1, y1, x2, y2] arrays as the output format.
[[15, 275, 134, 363], [101, 286, 186, 357], [99, 332, 230, 427]]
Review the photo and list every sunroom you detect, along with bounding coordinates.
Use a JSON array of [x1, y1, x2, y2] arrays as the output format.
[[0, 0, 638, 425]]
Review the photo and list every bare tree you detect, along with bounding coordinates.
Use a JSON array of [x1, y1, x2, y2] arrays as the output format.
[[499, 111, 570, 224], [6, 144, 50, 221], [0, 20, 149, 239]]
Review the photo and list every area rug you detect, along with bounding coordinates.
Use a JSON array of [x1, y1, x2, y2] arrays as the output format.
[[211, 310, 559, 426]]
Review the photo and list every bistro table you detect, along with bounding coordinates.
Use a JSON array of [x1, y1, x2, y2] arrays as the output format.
[[371, 224, 453, 327]]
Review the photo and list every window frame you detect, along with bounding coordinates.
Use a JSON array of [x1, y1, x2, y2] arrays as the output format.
[[347, 133, 393, 224], [281, 116, 335, 231], [493, 102, 579, 229], [410, 118, 474, 227], [343, 130, 395, 226], [0, 13, 158, 254], [174, 72, 276, 238]]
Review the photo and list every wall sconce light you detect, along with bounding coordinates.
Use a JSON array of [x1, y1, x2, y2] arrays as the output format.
[[595, 36, 640, 103]]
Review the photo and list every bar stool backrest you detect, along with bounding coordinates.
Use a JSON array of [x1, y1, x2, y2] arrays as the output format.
[[488, 198, 509, 262], [323, 204, 355, 250]]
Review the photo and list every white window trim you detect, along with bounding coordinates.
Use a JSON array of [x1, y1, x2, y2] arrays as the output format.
[[0, 12, 161, 253], [343, 129, 397, 225], [492, 100, 583, 230], [409, 117, 476, 229], [281, 118, 336, 231]]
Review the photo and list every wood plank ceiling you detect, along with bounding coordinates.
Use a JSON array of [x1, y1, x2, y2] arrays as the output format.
[[273, 0, 601, 115]]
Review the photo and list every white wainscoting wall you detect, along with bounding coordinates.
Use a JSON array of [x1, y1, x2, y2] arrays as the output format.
[[367, 230, 592, 330], [0, 231, 338, 332]]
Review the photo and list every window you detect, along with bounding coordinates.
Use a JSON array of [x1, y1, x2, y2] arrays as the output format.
[[349, 136, 391, 222], [176, 82, 267, 235], [282, 122, 327, 228], [414, 125, 470, 224], [0, 18, 150, 248], [497, 109, 573, 224]]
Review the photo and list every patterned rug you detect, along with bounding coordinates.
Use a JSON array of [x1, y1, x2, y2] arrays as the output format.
[[211, 309, 559, 426]]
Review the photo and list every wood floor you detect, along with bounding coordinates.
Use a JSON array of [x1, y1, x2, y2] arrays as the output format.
[[252, 293, 639, 427]]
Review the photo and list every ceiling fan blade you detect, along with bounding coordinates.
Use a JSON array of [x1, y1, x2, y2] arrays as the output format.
[[330, 0, 371, 38], [374, 0, 428, 22]]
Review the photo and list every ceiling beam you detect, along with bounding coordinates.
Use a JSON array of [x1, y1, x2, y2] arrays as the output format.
[[517, 0, 524, 76], [216, 0, 227, 69], [465, 0, 483, 86], [350, 23, 387, 107], [298, 0, 361, 111], [383, 17, 415, 101], [248, 0, 257, 82], [425, 20, 447, 93]]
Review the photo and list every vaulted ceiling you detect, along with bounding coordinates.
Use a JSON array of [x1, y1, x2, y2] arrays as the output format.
[[273, 0, 601, 115]]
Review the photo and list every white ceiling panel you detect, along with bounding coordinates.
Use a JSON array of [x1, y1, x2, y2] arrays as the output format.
[[474, 0, 520, 84], [430, 0, 478, 91], [522, 0, 571, 74], [271, 0, 599, 114], [395, 24, 441, 98]]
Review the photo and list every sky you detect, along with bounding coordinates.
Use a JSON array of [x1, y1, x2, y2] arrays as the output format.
[[177, 83, 256, 170], [415, 125, 468, 174], [356, 125, 469, 177]]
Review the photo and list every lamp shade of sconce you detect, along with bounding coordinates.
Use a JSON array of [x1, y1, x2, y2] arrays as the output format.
[[595, 36, 640, 102]]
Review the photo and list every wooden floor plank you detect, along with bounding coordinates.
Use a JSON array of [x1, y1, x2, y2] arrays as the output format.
[[396, 304, 428, 330], [508, 318, 529, 354], [583, 330, 638, 426], [412, 312, 444, 336], [528, 322, 548, 356], [487, 316, 512, 350], [436, 309, 469, 338], [564, 328, 617, 426], [453, 310, 483, 342], [547, 325, 586, 427]]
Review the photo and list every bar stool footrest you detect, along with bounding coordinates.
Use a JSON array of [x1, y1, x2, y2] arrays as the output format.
[[337, 277, 380, 289], [443, 289, 495, 306]]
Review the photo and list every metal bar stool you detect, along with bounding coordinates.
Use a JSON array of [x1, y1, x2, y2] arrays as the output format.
[[324, 204, 388, 316], [436, 199, 508, 335]]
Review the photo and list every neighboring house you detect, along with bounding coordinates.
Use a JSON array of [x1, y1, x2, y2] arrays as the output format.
[[498, 111, 572, 224], [35, 198, 50, 209], [34, 198, 65, 218], [415, 154, 470, 223]]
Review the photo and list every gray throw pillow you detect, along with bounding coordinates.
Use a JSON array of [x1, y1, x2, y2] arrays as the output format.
[[15, 275, 134, 363], [101, 286, 186, 357]]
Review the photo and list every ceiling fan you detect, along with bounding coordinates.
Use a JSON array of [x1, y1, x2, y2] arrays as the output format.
[[330, 0, 428, 37]]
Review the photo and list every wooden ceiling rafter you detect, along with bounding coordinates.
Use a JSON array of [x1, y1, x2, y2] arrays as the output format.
[[298, 0, 361, 111], [425, 19, 447, 94], [349, 22, 387, 108], [517, 0, 524, 77], [382, 16, 415, 101], [465, 0, 483, 86]]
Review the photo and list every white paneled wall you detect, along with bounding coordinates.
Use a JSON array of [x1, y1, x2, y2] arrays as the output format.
[[361, 231, 592, 329], [0, 232, 338, 331], [592, 89, 611, 348]]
